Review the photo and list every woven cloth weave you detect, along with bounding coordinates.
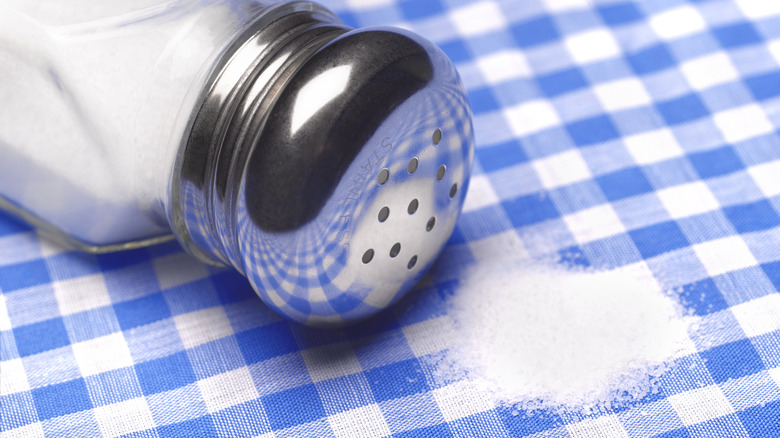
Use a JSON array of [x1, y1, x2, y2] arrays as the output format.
[[2, 0, 780, 436]]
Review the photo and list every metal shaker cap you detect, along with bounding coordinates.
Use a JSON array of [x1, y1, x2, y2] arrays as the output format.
[[174, 5, 474, 327], [234, 27, 474, 326]]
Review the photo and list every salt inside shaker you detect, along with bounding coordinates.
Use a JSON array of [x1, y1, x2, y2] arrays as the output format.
[[0, 0, 474, 326]]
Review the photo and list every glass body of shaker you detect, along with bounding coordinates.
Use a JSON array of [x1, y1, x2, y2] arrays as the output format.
[[0, 0, 280, 250]]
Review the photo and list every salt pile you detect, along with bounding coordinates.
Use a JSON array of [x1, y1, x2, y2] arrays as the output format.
[[433, 260, 697, 413]]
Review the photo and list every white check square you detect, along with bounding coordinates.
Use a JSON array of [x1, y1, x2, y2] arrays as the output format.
[[198, 367, 259, 413], [567, 414, 630, 438], [463, 174, 500, 212], [0, 358, 30, 395], [564, 204, 626, 244], [668, 385, 734, 425], [657, 182, 720, 219], [594, 78, 652, 112], [533, 149, 592, 188], [329, 404, 391, 438], [476, 50, 531, 84], [650, 6, 706, 40], [433, 381, 494, 421], [345, 0, 393, 9], [748, 160, 780, 198], [505, 100, 561, 137], [731, 293, 780, 337], [54, 274, 111, 316], [0, 294, 11, 331], [565, 29, 621, 64], [301, 341, 363, 382], [543, 0, 590, 12], [681, 53, 738, 90], [770, 367, 780, 388], [769, 39, 780, 66], [94, 397, 155, 437], [624, 129, 684, 165], [451, 2, 507, 37], [402, 316, 455, 357], [736, 0, 780, 18], [0, 422, 45, 438], [173, 307, 234, 349], [72, 332, 134, 376], [714, 104, 774, 144], [466, 230, 529, 262], [693, 236, 758, 277]]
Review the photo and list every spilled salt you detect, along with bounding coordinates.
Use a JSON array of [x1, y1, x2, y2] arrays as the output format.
[[433, 259, 697, 413]]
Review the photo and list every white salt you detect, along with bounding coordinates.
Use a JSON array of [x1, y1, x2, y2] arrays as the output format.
[[432, 259, 697, 413]]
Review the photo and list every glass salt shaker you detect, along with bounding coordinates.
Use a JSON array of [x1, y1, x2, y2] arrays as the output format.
[[0, 0, 474, 326]]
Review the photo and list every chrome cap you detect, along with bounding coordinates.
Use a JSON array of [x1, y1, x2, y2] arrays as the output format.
[[174, 6, 473, 327]]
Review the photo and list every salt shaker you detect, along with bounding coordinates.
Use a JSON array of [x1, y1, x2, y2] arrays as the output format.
[[0, 0, 474, 326]]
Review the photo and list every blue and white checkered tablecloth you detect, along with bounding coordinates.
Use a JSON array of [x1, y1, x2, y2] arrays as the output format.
[[3, 0, 780, 436]]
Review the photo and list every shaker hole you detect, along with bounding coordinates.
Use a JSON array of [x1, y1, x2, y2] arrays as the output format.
[[390, 243, 401, 258], [436, 165, 446, 181], [362, 249, 374, 264], [426, 217, 436, 232], [408, 199, 419, 215], [432, 129, 442, 145], [449, 183, 458, 199], [408, 255, 418, 269], [378, 206, 390, 223], [408, 157, 419, 174], [378, 168, 389, 185]]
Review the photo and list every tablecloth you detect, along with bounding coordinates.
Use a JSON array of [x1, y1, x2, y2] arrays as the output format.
[[3, 0, 780, 436]]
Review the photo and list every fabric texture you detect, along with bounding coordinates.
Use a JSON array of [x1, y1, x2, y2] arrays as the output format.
[[3, 0, 780, 436]]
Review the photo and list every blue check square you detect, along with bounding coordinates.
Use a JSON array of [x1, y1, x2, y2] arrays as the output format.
[[628, 44, 676, 75], [32, 378, 92, 421], [689, 146, 744, 179], [678, 279, 728, 316], [438, 40, 471, 64], [723, 200, 780, 234], [567, 115, 620, 146], [502, 194, 560, 228], [746, 71, 780, 101], [135, 351, 197, 395], [398, 0, 443, 19], [713, 22, 763, 48], [598, 2, 643, 25], [0, 259, 50, 293], [395, 424, 453, 438], [511, 16, 560, 48], [701, 339, 765, 383], [236, 322, 298, 364], [738, 399, 780, 437], [13, 318, 70, 357], [262, 384, 325, 430], [629, 221, 690, 259], [478, 140, 527, 172], [538, 68, 588, 97], [0, 214, 31, 237], [596, 167, 654, 201], [654, 428, 694, 438], [158, 416, 216, 438], [365, 358, 428, 402], [761, 261, 780, 292], [114, 294, 172, 331], [657, 94, 709, 126], [468, 88, 500, 114]]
